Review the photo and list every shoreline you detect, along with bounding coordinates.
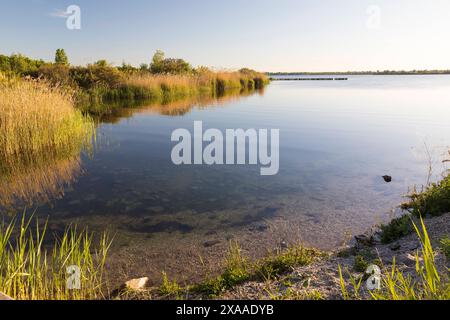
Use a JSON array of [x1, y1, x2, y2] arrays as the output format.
[[112, 212, 449, 300], [109, 173, 450, 299]]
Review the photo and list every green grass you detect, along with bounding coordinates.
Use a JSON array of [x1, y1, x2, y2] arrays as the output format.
[[339, 217, 450, 300], [380, 215, 414, 244], [255, 247, 321, 281], [0, 214, 111, 300], [264, 286, 324, 300], [158, 272, 184, 299], [192, 242, 321, 297], [403, 174, 450, 218], [192, 241, 251, 296], [380, 173, 449, 244], [440, 236, 450, 260]]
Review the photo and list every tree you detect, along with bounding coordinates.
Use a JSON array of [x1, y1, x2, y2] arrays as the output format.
[[93, 60, 109, 67], [150, 50, 165, 74], [55, 49, 69, 65], [139, 63, 149, 71], [149, 50, 192, 74]]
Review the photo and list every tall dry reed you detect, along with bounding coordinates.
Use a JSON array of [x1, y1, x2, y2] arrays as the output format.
[[0, 75, 94, 159]]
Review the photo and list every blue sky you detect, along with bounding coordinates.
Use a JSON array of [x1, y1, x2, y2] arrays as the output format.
[[1, 0, 450, 71]]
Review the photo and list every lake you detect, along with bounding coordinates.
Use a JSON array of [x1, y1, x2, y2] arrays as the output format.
[[2, 75, 450, 283]]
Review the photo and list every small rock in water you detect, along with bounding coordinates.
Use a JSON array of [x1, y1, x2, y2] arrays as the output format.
[[389, 242, 401, 251], [125, 277, 149, 291], [382, 175, 392, 183]]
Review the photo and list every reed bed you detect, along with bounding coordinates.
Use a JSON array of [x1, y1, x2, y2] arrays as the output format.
[[83, 70, 268, 115], [0, 215, 111, 300], [0, 75, 94, 159]]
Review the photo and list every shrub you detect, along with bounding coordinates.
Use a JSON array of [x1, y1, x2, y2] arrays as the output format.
[[380, 215, 413, 244], [353, 255, 369, 272], [404, 175, 450, 218], [70, 64, 124, 90], [38, 64, 74, 87], [0, 53, 45, 75], [440, 236, 450, 260]]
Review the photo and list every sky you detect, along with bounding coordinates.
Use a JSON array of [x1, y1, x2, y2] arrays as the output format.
[[1, 0, 450, 72]]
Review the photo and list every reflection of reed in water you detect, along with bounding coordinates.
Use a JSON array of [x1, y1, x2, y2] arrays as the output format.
[[98, 88, 265, 123], [0, 150, 83, 210]]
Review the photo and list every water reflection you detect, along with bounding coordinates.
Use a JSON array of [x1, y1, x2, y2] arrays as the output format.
[[98, 88, 264, 123], [0, 151, 82, 211], [0, 88, 263, 212]]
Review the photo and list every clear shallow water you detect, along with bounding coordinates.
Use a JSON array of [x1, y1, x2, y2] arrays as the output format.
[[3, 75, 450, 249]]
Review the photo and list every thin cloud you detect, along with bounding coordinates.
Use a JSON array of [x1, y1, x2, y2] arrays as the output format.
[[49, 9, 69, 18]]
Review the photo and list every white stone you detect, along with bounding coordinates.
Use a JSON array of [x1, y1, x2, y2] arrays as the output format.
[[125, 277, 149, 291], [0, 292, 13, 300]]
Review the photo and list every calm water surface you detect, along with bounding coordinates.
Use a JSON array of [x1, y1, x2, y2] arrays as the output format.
[[4, 76, 450, 252]]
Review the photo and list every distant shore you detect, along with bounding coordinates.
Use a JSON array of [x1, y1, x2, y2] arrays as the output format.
[[268, 70, 450, 76]]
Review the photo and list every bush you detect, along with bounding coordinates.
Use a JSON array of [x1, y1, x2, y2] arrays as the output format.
[[38, 64, 74, 87], [440, 236, 450, 260], [404, 175, 450, 218], [150, 50, 192, 75], [353, 255, 369, 272], [70, 64, 124, 90], [380, 215, 413, 244], [0, 53, 45, 75]]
